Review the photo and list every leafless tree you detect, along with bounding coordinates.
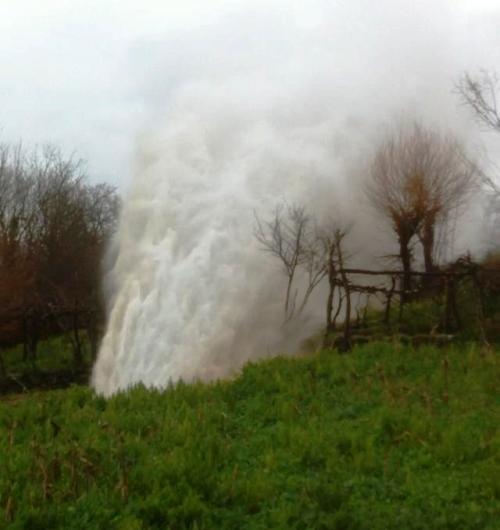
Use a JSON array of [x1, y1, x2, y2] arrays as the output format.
[[254, 203, 326, 322], [0, 143, 36, 311], [0, 143, 33, 264], [366, 122, 479, 297], [456, 71, 500, 196], [296, 221, 328, 316], [456, 71, 500, 248], [0, 141, 120, 363], [456, 71, 500, 132]]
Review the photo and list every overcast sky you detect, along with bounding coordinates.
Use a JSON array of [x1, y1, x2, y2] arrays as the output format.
[[1, 0, 500, 187]]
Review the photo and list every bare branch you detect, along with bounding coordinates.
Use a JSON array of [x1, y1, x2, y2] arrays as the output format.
[[456, 71, 500, 132], [254, 202, 333, 322]]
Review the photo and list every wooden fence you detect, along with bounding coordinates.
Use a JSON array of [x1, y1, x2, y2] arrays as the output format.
[[327, 257, 500, 351]]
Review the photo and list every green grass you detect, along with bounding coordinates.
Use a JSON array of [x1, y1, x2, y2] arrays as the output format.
[[1, 342, 499, 529], [0, 335, 93, 395]]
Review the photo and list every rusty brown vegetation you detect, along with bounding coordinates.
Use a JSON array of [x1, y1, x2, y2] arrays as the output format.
[[0, 143, 119, 376]]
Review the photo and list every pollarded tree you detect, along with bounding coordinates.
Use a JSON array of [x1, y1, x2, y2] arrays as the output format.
[[366, 122, 478, 296], [410, 126, 478, 274]]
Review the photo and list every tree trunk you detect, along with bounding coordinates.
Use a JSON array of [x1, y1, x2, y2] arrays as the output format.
[[399, 234, 413, 303], [72, 312, 83, 368], [341, 275, 352, 352], [421, 221, 435, 274], [325, 248, 336, 332], [325, 282, 334, 334], [323, 249, 337, 347], [420, 218, 436, 292]]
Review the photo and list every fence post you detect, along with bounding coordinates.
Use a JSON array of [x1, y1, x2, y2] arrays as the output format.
[[340, 269, 352, 352]]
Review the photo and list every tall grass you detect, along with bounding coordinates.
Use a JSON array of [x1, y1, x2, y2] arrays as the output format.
[[0, 342, 498, 529]]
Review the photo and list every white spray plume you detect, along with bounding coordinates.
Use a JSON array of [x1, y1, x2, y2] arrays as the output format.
[[92, 0, 493, 395]]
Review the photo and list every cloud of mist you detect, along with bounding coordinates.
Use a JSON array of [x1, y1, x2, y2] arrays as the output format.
[[92, 0, 498, 395]]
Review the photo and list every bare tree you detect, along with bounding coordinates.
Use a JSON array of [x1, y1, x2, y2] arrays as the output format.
[[456, 72, 500, 132], [456, 71, 500, 248], [456, 71, 500, 197], [414, 129, 478, 274], [24, 146, 119, 310], [296, 220, 328, 316], [0, 141, 120, 363], [366, 122, 479, 297], [0, 143, 36, 312], [254, 203, 326, 322], [0, 143, 34, 266]]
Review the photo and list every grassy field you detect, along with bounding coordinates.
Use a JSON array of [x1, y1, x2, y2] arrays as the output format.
[[0, 342, 498, 529]]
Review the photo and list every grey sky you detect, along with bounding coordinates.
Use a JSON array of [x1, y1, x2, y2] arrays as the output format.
[[1, 0, 499, 187]]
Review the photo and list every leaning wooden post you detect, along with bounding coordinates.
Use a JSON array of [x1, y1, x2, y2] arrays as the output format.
[[335, 230, 352, 352], [332, 286, 343, 329], [343, 290, 352, 351], [340, 270, 352, 352], [324, 246, 337, 343]]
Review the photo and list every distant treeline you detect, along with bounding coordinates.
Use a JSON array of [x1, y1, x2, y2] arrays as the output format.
[[0, 142, 119, 356]]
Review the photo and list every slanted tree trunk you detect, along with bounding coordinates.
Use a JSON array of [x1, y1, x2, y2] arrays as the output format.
[[337, 238, 352, 352], [324, 246, 337, 334]]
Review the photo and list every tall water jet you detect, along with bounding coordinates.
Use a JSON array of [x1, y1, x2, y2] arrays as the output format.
[[91, 79, 351, 395]]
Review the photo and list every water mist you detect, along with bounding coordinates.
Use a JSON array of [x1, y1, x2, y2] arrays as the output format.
[[92, 1, 488, 395]]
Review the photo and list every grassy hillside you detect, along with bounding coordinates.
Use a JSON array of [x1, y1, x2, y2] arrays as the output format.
[[1, 342, 499, 529]]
